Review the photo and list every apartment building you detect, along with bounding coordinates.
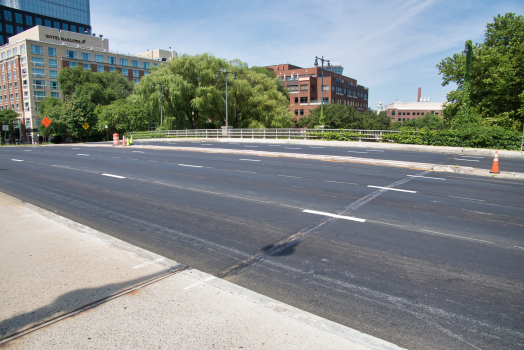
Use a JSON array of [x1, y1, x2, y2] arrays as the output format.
[[0, 25, 175, 142], [266, 63, 369, 120], [0, 0, 92, 46], [385, 88, 444, 122]]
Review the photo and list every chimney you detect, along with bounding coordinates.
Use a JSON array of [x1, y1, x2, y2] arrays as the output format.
[[417, 87, 421, 102]]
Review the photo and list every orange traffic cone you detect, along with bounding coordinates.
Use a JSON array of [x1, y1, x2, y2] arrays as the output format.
[[122, 137, 126, 146], [490, 150, 500, 174]]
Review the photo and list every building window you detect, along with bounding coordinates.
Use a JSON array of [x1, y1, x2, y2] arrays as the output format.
[[392, 111, 396, 116], [331, 86, 335, 92], [31, 57, 44, 66], [144, 71, 150, 75], [107, 56, 116, 65], [97, 65, 104, 72], [133, 78, 139, 83], [79, 26, 84, 33], [83, 63, 91, 70], [133, 69, 139, 77], [300, 97, 308, 104], [142, 62, 150, 69], [16, 26, 23, 34], [25, 15, 33, 26], [109, 67, 116, 72], [81, 52, 91, 61], [6, 25, 13, 34], [32, 68, 45, 77], [300, 109, 304, 116], [34, 91, 46, 100], [69, 62, 77, 67], [54, 21, 60, 29], [49, 70, 58, 79], [50, 81, 59, 90], [62, 23, 68, 31], [131, 60, 139, 68], [71, 25, 76, 32], [33, 79, 45, 89], [20, 44, 25, 54], [407, 112, 410, 115], [4, 10, 12, 22], [321, 85, 329, 92], [35, 18, 42, 26], [51, 92, 59, 98], [94, 54, 104, 63], [300, 84, 308, 91], [294, 97, 298, 103], [331, 98, 335, 103], [294, 110, 298, 116], [66, 50, 77, 59], [48, 47, 57, 57], [45, 19, 51, 27], [121, 68, 128, 76], [119, 58, 128, 66], [49, 59, 58, 68], [287, 85, 298, 92]]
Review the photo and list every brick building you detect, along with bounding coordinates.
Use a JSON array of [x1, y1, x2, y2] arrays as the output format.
[[266, 64, 368, 120], [385, 87, 444, 122]]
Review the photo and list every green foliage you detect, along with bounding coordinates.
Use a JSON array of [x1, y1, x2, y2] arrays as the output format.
[[437, 13, 524, 130], [0, 109, 18, 144], [297, 104, 391, 129], [136, 54, 293, 130], [383, 125, 522, 150], [96, 100, 151, 135], [390, 114, 447, 130], [307, 131, 363, 141]]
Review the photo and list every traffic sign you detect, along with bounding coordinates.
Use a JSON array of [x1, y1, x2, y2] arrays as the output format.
[[2, 125, 7, 131], [82, 123, 89, 130], [42, 117, 51, 127]]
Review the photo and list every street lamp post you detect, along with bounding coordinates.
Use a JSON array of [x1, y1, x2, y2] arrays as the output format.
[[216, 70, 237, 128], [122, 88, 135, 105], [152, 83, 168, 126], [314, 56, 330, 126]]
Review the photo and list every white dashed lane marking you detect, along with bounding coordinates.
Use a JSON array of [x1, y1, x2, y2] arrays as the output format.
[[367, 185, 417, 193], [303, 209, 366, 223], [101, 174, 126, 179]]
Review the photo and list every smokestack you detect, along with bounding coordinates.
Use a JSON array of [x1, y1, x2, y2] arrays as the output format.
[[417, 87, 421, 102]]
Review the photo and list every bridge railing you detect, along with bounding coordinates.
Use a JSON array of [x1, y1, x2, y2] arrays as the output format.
[[128, 128, 399, 142]]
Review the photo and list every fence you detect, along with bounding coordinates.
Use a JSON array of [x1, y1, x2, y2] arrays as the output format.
[[129, 128, 399, 142]]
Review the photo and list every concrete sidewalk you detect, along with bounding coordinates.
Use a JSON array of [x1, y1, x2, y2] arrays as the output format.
[[0, 192, 403, 350]]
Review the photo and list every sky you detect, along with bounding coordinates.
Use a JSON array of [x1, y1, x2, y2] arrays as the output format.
[[90, 0, 523, 111]]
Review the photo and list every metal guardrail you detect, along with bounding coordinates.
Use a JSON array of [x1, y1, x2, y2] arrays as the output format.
[[129, 128, 399, 142]]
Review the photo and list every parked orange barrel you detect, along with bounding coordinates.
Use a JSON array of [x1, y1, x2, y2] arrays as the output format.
[[113, 133, 120, 146]]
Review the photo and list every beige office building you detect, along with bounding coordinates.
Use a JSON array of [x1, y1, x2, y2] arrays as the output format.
[[0, 25, 175, 142]]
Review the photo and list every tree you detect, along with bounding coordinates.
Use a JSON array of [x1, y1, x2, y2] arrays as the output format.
[[0, 109, 18, 144], [96, 99, 151, 136], [390, 113, 446, 130], [136, 54, 293, 129], [436, 13, 524, 130]]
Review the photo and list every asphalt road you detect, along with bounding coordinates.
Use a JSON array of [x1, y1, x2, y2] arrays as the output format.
[[135, 140, 524, 173], [1, 145, 523, 350]]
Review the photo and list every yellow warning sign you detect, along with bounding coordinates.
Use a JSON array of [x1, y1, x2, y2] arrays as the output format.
[[82, 123, 89, 130]]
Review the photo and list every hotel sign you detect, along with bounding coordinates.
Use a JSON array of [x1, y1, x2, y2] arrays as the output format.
[[45, 34, 86, 44], [298, 77, 309, 81]]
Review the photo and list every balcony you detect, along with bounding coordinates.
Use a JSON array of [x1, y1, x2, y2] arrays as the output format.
[[22, 85, 28, 90], [310, 100, 330, 105], [50, 85, 59, 90], [33, 95, 46, 100], [33, 84, 46, 89], [31, 62, 45, 67], [32, 74, 45, 78]]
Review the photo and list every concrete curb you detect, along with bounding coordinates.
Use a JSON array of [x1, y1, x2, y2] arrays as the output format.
[[121, 137, 524, 158], [79, 143, 524, 181]]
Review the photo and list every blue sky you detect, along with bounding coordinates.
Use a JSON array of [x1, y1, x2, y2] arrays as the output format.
[[91, 0, 523, 111]]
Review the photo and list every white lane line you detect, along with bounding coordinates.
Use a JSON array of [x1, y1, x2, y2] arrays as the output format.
[[420, 229, 494, 244], [132, 151, 145, 153], [326, 180, 359, 185], [348, 151, 368, 153], [367, 220, 405, 228], [407, 175, 445, 180], [366, 150, 384, 152], [235, 170, 257, 173], [280, 204, 307, 210], [23, 150, 32, 151], [179, 164, 203, 168], [367, 185, 417, 193], [101, 174, 126, 179], [278, 175, 302, 178], [77, 154, 89, 156], [454, 158, 479, 162], [268, 145, 281, 147], [187, 188, 222, 195], [309, 146, 325, 148], [449, 196, 485, 202], [303, 209, 366, 223], [461, 155, 484, 158], [133, 258, 164, 269], [240, 159, 261, 162], [228, 195, 271, 204], [11, 159, 24, 162], [514, 246, 524, 250], [285, 147, 301, 149], [184, 276, 216, 290], [127, 158, 138, 160], [244, 145, 258, 147]]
